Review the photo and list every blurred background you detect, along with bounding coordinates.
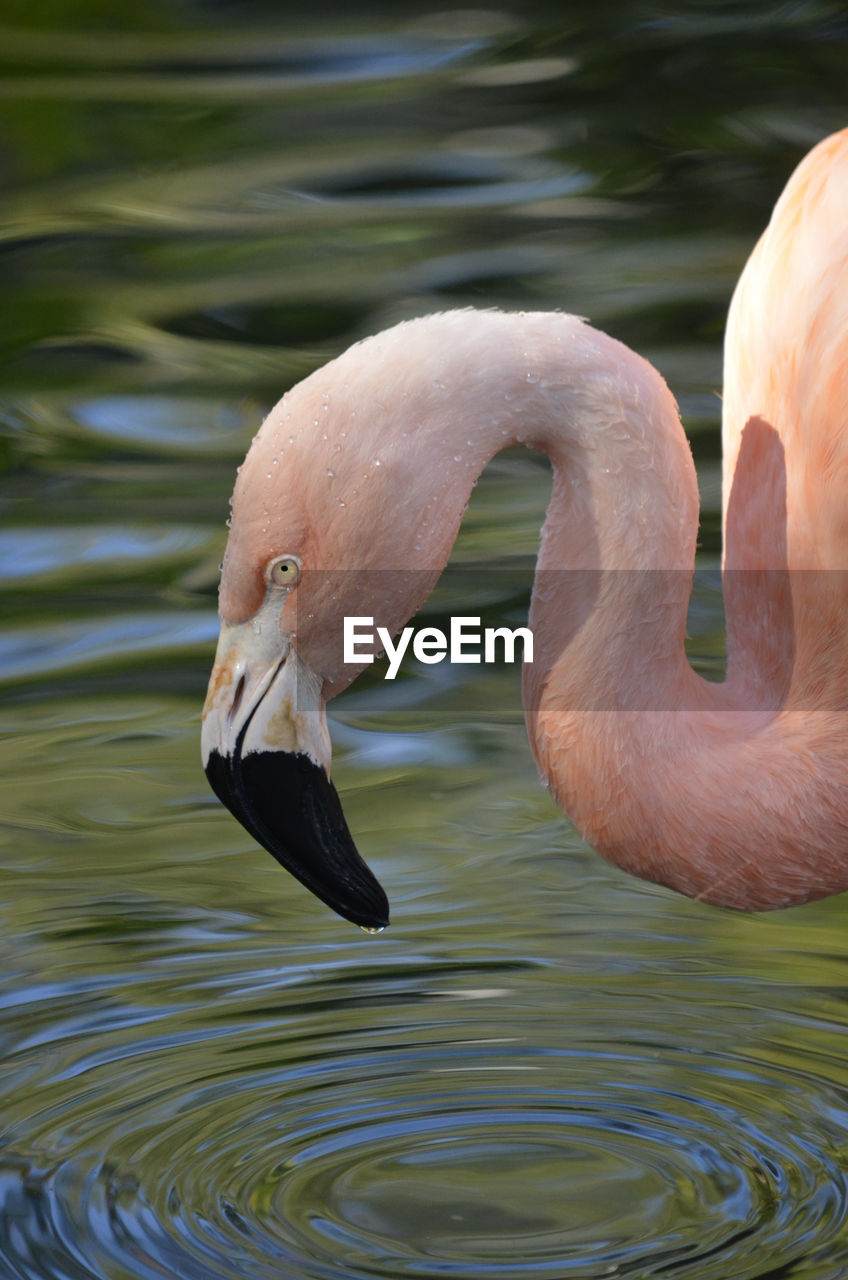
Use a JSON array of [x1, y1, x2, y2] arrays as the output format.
[[2, 3, 848, 1278]]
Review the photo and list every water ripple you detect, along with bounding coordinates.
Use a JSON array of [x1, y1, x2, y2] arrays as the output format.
[[0, 32, 483, 99], [0, 611, 217, 683], [0, 526, 208, 583], [2, 1007, 847, 1279], [73, 395, 250, 453]]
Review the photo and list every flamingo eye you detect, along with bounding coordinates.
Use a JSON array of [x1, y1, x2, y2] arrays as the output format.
[[267, 555, 302, 588]]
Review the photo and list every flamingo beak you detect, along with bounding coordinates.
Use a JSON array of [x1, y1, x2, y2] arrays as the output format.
[[201, 620, 389, 930]]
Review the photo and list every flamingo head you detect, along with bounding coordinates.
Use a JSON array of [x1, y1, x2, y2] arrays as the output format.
[[200, 382, 396, 930]]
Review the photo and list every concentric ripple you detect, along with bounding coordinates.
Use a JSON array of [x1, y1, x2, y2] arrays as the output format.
[[3, 1030, 847, 1280]]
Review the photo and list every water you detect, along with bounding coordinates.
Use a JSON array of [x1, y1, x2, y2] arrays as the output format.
[[2, 2, 848, 1276]]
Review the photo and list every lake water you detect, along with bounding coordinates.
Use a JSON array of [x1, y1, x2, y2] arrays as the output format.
[[2, 4, 848, 1277]]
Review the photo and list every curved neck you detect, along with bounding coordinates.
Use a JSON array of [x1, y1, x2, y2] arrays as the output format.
[[224, 311, 703, 710], [361, 311, 703, 714]]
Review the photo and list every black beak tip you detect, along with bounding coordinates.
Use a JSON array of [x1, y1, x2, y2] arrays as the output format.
[[205, 747, 391, 930], [347, 891, 390, 933]]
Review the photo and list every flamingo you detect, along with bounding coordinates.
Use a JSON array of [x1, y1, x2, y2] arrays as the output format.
[[202, 128, 848, 929]]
